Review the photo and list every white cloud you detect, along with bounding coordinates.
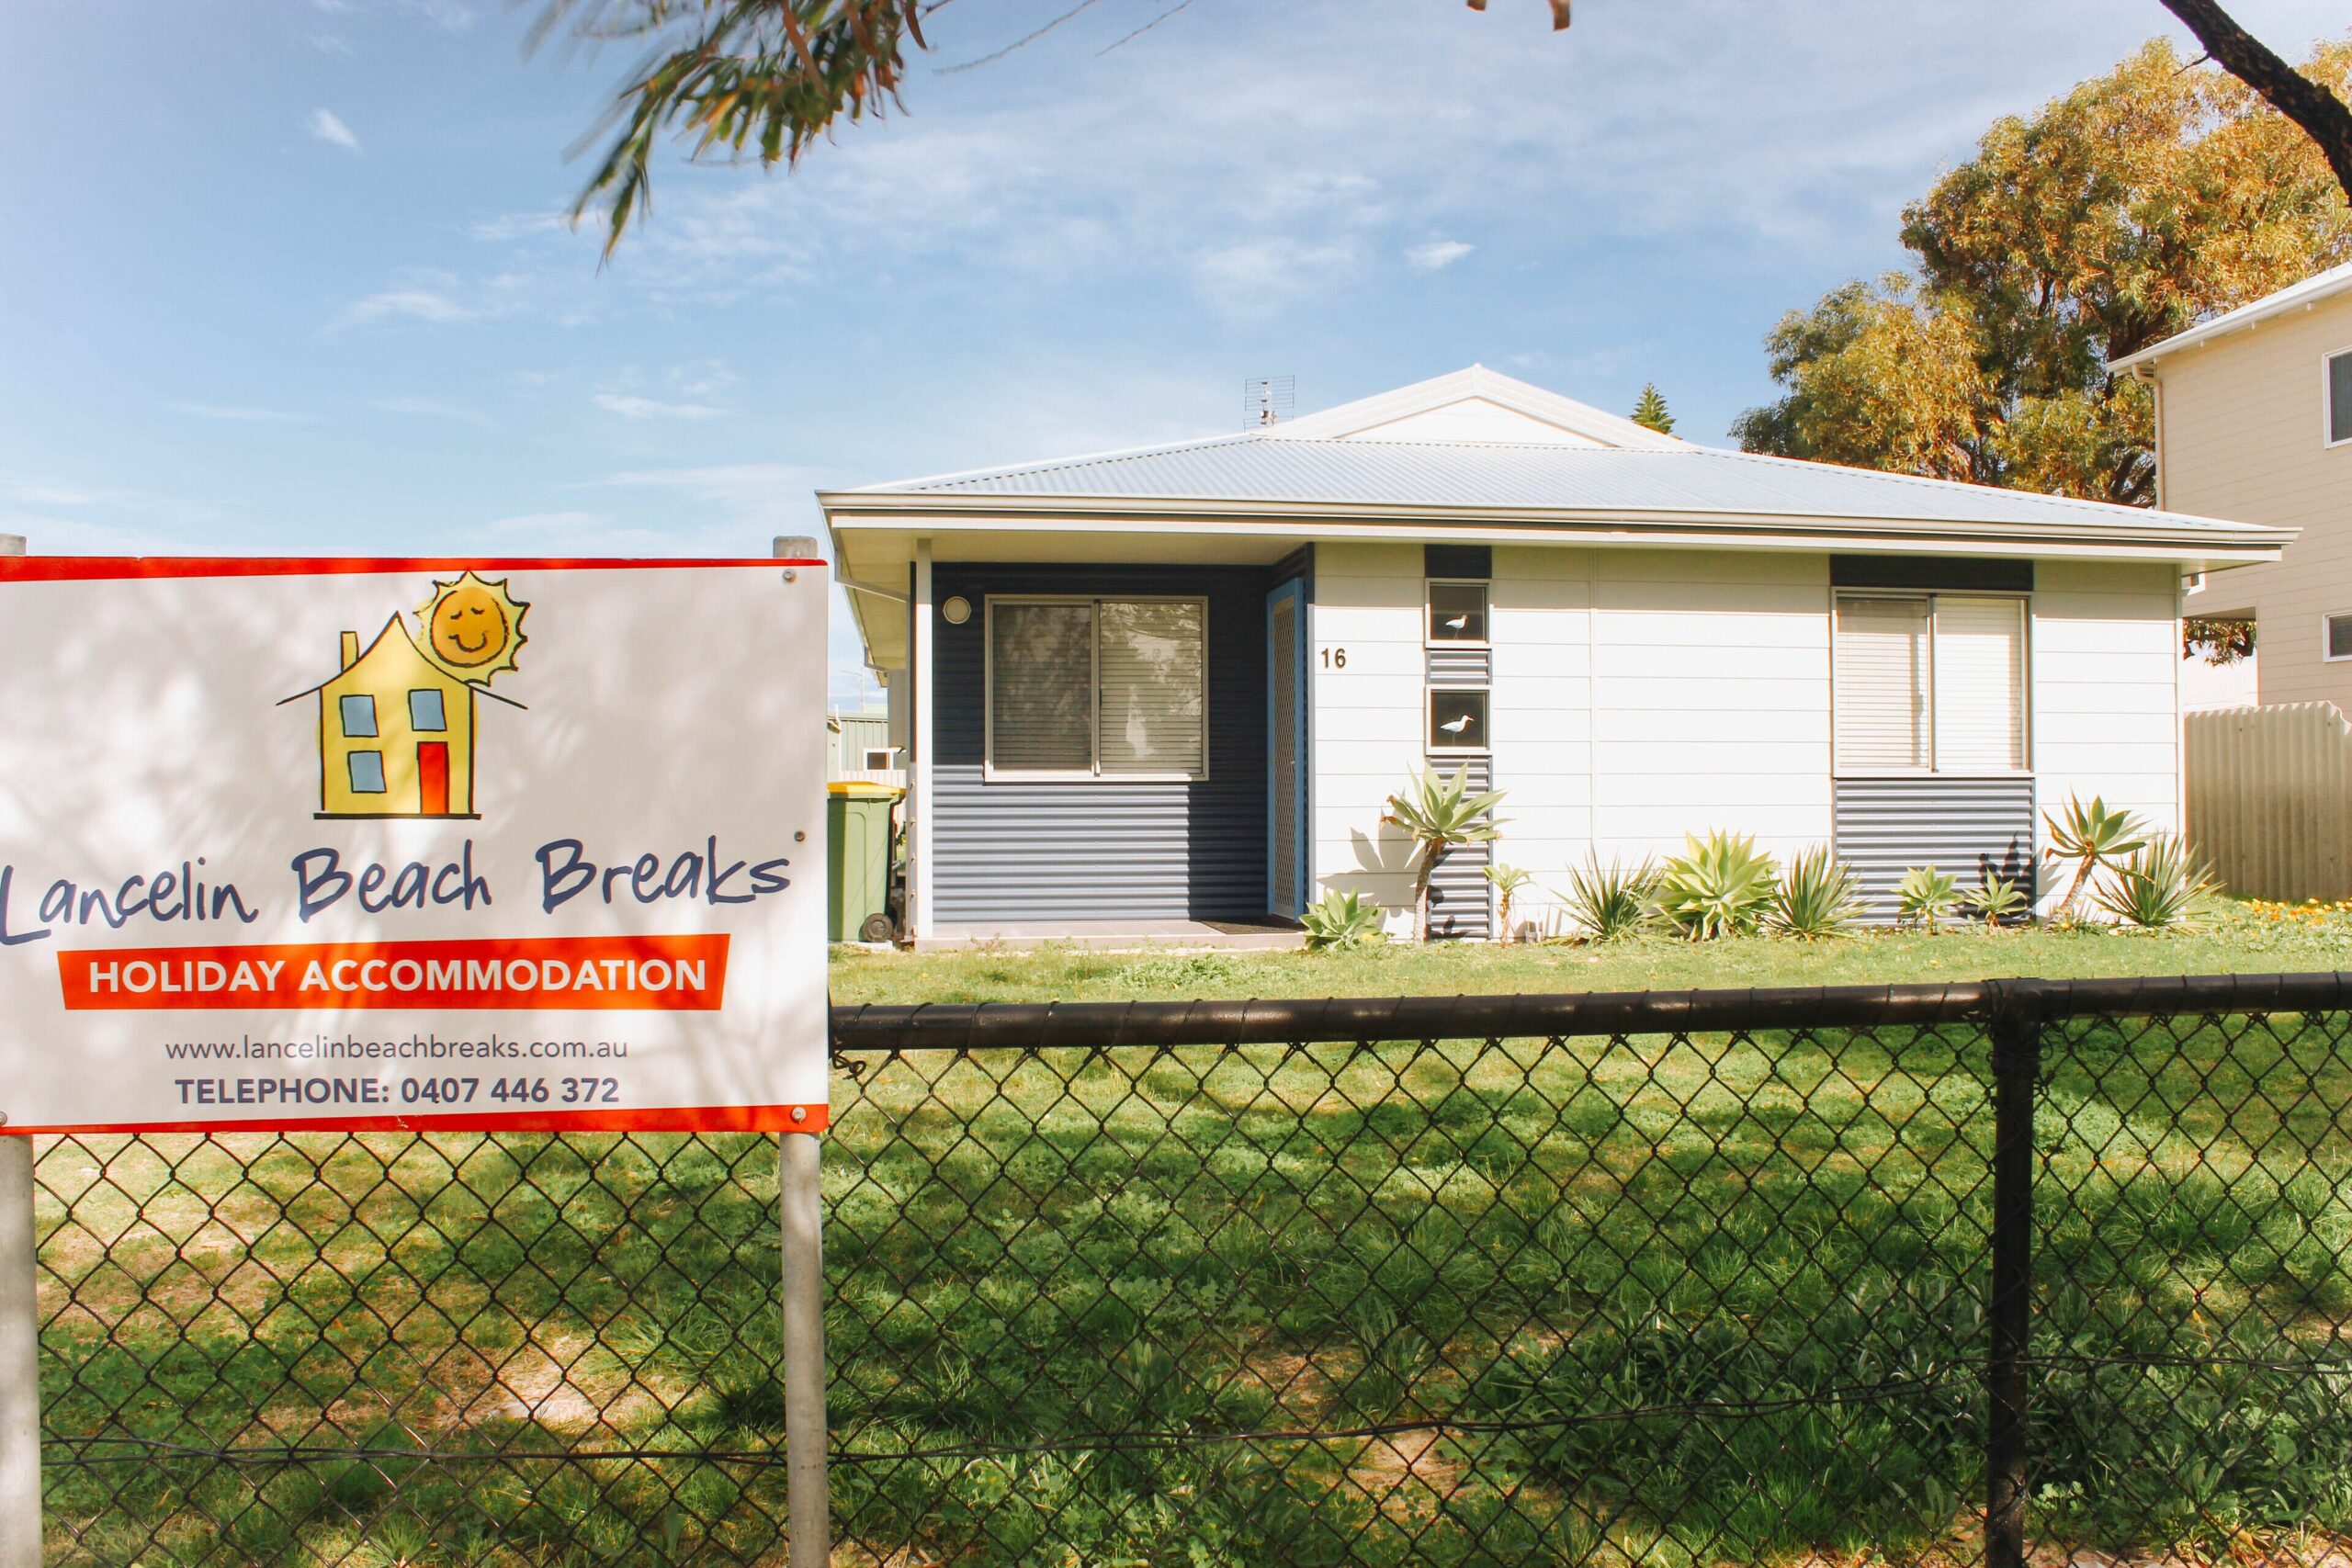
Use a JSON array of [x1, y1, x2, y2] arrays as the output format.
[[1192, 240, 1358, 313], [335, 288, 472, 327], [406, 0, 477, 33], [307, 108, 360, 152], [165, 402, 314, 423], [1405, 239, 1475, 272], [375, 396, 493, 427], [592, 392, 728, 421]]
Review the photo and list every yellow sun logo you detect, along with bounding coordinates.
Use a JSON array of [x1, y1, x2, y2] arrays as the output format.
[[415, 571, 528, 684]]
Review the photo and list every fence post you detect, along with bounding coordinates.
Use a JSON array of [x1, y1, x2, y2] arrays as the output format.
[[1984, 979, 2044, 1568], [780, 1130, 828, 1565], [0, 530, 36, 1568]]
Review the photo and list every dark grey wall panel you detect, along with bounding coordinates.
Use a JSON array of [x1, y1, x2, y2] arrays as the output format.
[[1830, 556, 2033, 592], [1833, 775, 2037, 919], [1422, 754, 1494, 940], [931, 563, 1269, 923]]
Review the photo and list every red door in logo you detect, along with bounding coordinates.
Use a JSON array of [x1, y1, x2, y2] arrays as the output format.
[[418, 742, 450, 816]]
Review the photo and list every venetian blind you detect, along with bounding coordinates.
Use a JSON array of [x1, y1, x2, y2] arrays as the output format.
[[1097, 600, 1206, 776], [1932, 596, 2026, 771], [1833, 596, 1930, 771], [989, 602, 1094, 771]]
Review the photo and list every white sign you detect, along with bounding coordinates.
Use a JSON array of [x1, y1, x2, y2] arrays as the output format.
[[0, 558, 829, 1134]]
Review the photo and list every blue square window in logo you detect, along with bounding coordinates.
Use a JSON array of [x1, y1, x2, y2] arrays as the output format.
[[409, 689, 447, 732], [347, 750, 387, 795], [340, 694, 378, 738]]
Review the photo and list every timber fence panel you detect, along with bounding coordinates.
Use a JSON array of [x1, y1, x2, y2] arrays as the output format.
[[2188, 702, 2352, 901]]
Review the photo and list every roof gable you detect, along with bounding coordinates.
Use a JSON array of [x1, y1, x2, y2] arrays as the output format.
[[1267, 365, 1680, 449]]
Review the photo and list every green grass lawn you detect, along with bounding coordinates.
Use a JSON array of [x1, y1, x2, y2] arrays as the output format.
[[829, 900, 2352, 1007], [33, 907, 2352, 1566]]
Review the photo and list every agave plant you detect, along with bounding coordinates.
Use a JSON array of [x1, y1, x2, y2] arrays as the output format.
[[1653, 831, 1778, 941], [1484, 863, 1534, 943], [2044, 795, 2147, 919], [1560, 855, 1656, 942], [1767, 847, 1862, 941], [2092, 835, 2219, 930], [1963, 871, 2030, 929], [1382, 768, 1509, 942], [1300, 888, 1387, 951], [1893, 866, 1962, 932]]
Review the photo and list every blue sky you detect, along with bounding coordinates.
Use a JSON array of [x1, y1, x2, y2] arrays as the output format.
[[2, 0, 2346, 707]]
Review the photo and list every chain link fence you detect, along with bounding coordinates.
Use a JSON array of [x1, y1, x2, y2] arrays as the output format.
[[26, 975, 2352, 1564]]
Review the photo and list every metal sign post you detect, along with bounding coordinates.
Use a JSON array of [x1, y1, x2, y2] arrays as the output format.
[[0, 529, 38, 1568], [780, 1128, 828, 1565], [771, 535, 831, 1566]]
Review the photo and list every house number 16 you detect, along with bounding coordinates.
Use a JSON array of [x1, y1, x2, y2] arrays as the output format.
[[1319, 648, 1347, 669]]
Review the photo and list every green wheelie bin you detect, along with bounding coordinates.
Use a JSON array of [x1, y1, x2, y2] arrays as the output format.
[[827, 781, 900, 943]]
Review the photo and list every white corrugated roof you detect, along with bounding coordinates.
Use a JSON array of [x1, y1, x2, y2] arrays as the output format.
[[2111, 260, 2352, 371], [821, 365, 2291, 554], [834, 430, 2278, 544]]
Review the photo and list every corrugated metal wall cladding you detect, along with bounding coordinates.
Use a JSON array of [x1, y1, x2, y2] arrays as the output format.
[[1832, 776, 2036, 917], [1422, 753, 1495, 939], [1427, 647, 1493, 682], [931, 566, 1270, 922]]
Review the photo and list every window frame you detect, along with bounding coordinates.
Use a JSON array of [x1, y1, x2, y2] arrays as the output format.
[[1425, 579, 1491, 648], [1830, 588, 2032, 777], [862, 747, 899, 771], [2326, 347, 2352, 449], [981, 592, 1211, 784], [2322, 612, 2352, 663], [1426, 686, 1492, 755], [339, 694, 378, 739], [408, 689, 447, 733]]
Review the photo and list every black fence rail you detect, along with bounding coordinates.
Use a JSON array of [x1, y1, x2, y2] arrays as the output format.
[[29, 973, 2352, 1565]]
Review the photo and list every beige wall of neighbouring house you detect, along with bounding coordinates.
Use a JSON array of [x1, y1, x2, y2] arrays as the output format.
[[2160, 289, 2352, 707]]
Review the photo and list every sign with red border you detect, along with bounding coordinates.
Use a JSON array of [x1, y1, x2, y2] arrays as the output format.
[[0, 558, 830, 1134]]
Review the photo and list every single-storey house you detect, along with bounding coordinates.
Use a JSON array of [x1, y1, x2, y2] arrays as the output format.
[[821, 367, 2292, 942]]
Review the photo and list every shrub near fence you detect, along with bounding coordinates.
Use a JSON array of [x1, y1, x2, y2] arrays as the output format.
[[28, 975, 2352, 1565]]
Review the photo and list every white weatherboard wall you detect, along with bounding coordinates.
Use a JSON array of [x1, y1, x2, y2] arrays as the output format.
[[2030, 559, 2185, 851], [1312, 543, 1835, 934], [1311, 543, 1430, 934], [1310, 546, 2183, 934]]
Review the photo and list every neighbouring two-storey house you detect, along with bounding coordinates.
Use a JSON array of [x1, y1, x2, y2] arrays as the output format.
[[823, 367, 2290, 943], [2115, 260, 2352, 706]]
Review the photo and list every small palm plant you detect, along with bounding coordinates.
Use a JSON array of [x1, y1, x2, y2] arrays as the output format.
[[1767, 847, 1862, 941], [1893, 866, 1962, 932], [1382, 768, 1508, 942], [2044, 795, 2147, 919], [1300, 888, 1388, 951], [1484, 863, 1533, 943], [1653, 831, 1777, 941], [1962, 871, 2030, 929], [2092, 836, 2219, 931], [1560, 855, 1656, 942]]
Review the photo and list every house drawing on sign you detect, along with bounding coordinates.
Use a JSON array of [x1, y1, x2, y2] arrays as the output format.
[[821, 366, 2296, 945], [282, 573, 529, 819]]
